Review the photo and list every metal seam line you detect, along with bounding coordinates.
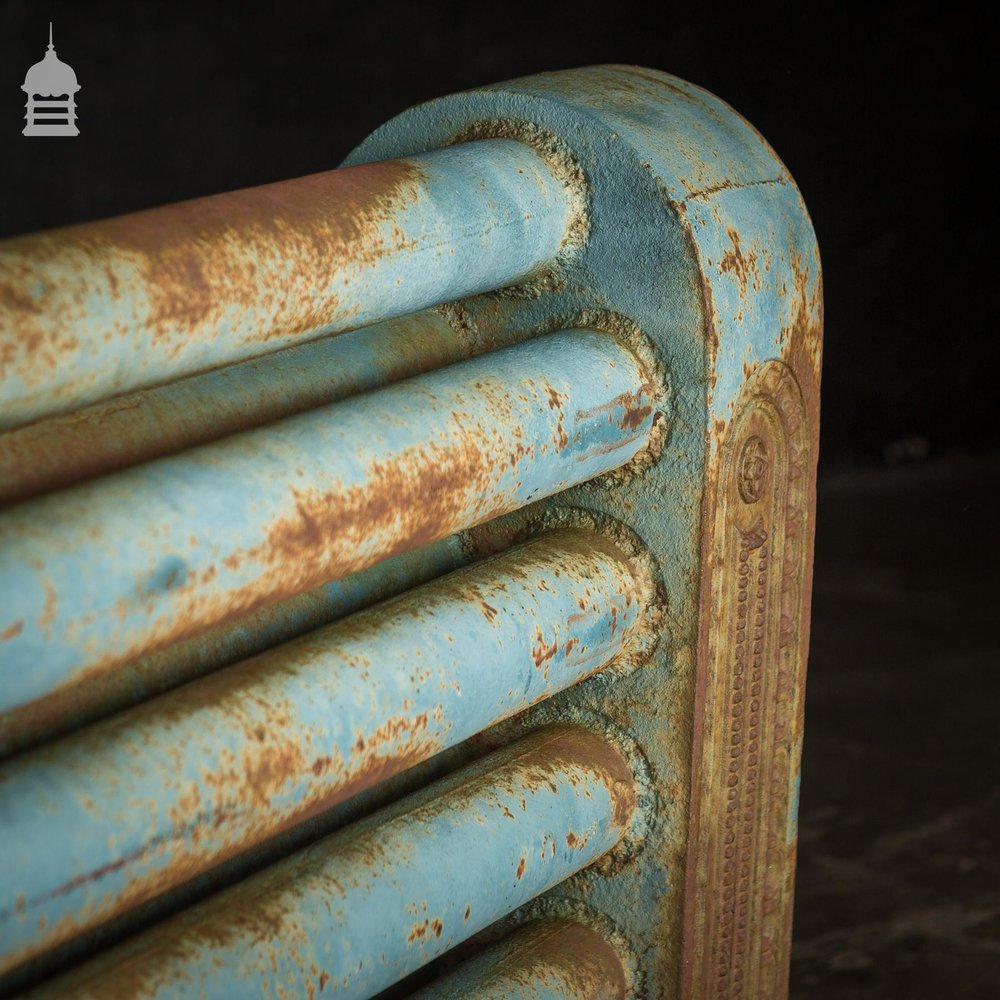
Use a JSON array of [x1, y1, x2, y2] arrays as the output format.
[[0, 328, 659, 712], [0, 138, 574, 427], [0, 528, 651, 974], [25, 726, 638, 1000]]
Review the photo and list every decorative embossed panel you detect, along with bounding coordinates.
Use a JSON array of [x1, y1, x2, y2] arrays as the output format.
[[685, 361, 812, 1000]]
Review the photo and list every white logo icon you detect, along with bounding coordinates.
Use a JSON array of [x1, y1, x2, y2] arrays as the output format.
[[22, 23, 80, 137]]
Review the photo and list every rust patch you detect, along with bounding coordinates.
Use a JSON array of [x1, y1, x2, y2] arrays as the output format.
[[0, 619, 23, 641], [1, 673, 445, 972], [35, 333, 656, 695], [514, 726, 638, 832], [51, 427, 502, 687], [575, 384, 657, 435], [38, 582, 57, 629], [545, 385, 569, 449], [719, 227, 762, 299], [0, 158, 430, 398], [531, 627, 558, 677], [21, 727, 637, 995], [778, 245, 824, 422], [0, 308, 463, 505]]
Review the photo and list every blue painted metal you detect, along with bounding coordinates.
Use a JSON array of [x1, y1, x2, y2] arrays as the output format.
[[0, 532, 466, 755], [0, 139, 573, 428], [0, 329, 657, 716], [27, 727, 636, 1000], [0, 306, 477, 751], [346, 65, 821, 997], [0, 308, 468, 506], [345, 68, 821, 431], [0, 529, 652, 973]]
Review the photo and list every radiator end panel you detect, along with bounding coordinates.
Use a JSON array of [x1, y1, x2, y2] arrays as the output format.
[[348, 64, 822, 998]]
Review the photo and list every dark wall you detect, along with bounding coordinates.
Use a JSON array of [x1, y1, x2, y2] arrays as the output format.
[[0, 2, 990, 468]]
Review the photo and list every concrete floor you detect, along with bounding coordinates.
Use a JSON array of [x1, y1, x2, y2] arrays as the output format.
[[789, 455, 1000, 998]]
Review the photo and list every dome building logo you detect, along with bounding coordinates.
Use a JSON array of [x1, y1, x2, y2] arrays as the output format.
[[22, 23, 80, 137]]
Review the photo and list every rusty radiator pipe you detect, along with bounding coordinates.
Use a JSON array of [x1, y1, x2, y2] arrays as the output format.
[[0, 532, 468, 756], [26, 727, 637, 1000], [0, 328, 659, 715], [0, 139, 575, 428], [410, 919, 630, 999], [0, 529, 653, 974], [0, 309, 468, 507]]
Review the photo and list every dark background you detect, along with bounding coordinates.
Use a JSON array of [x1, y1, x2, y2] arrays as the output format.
[[2, 4, 996, 998]]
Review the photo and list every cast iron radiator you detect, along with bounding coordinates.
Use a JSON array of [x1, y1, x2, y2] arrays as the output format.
[[0, 66, 822, 999]]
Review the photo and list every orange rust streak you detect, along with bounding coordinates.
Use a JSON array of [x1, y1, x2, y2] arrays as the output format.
[[63, 432, 507, 686], [0, 619, 23, 641], [0, 310, 462, 506], [575, 383, 657, 433], [719, 227, 761, 299], [56, 363, 634, 688], [7, 684, 446, 971], [0, 158, 429, 390], [1, 533, 646, 971], [27, 728, 636, 994]]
